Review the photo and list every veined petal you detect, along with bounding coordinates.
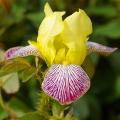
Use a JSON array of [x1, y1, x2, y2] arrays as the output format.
[[87, 41, 118, 56], [42, 64, 90, 105], [5, 45, 40, 60]]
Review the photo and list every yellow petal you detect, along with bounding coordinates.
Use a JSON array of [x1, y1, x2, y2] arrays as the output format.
[[64, 10, 92, 38], [54, 48, 66, 64], [44, 2, 65, 16], [28, 40, 39, 47], [79, 9, 92, 37], [44, 2, 53, 17], [60, 10, 92, 65], [37, 12, 64, 66], [65, 37, 87, 65]]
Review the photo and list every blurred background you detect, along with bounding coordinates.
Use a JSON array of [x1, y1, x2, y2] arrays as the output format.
[[0, 0, 120, 120]]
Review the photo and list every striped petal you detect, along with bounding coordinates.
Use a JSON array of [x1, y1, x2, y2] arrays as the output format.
[[87, 41, 117, 56], [42, 64, 90, 105], [5, 45, 40, 60]]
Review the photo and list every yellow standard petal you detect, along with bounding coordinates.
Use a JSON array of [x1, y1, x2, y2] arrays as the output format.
[[64, 9, 92, 38], [59, 10, 92, 65], [44, 2, 53, 17], [37, 5, 65, 66]]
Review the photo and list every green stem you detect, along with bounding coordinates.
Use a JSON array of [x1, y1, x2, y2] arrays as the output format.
[[0, 89, 6, 110], [0, 89, 17, 119], [35, 57, 39, 68], [37, 92, 50, 119]]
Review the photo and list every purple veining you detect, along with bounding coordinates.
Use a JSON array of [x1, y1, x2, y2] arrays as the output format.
[[42, 64, 90, 105]]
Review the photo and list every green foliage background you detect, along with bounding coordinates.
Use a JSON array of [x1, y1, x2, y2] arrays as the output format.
[[0, 0, 120, 120]]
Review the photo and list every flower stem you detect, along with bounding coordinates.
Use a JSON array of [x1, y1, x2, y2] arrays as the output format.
[[0, 89, 6, 110], [0, 89, 17, 119]]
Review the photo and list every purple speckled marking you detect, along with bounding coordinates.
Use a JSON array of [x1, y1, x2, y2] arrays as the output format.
[[5, 47, 23, 60], [5, 45, 40, 60], [87, 41, 117, 56], [42, 64, 90, 105]]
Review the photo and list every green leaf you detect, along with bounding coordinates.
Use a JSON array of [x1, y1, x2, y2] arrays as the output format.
[[8, 97, 30, 117], [0, 15, 15, 27], [82, 56, 95, 78], [0, 28, 6, 36], [115, 76, 120, 97], [110, 51, 120, 74], [72, 97, 89, 120], [88, 5, 118, 17], [0, 72, 19, 94], [26, 12, 44, 27], [0, 49, 4, 62], [19, 112, 47, 120], [11, 1, 27, 23], [86, 96, 101, 120], [20, 67, 36, 82], [0, 58, 31, 77], [64, 114, 77, 120], [52, 102, 65, 118], [0, 107, 8, 120], [94, 20, 120, 38]]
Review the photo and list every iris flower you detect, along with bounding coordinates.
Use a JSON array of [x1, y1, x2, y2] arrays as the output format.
[[5, 3, 117, 105]]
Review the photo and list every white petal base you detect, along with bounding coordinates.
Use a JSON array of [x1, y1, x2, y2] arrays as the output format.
[[42, 64, 90, 105]]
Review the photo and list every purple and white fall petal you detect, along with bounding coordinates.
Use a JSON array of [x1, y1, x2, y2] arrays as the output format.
[[42, 64, 90, 105], [87, 41, 117, 56], [5, 45, 40, 60]]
